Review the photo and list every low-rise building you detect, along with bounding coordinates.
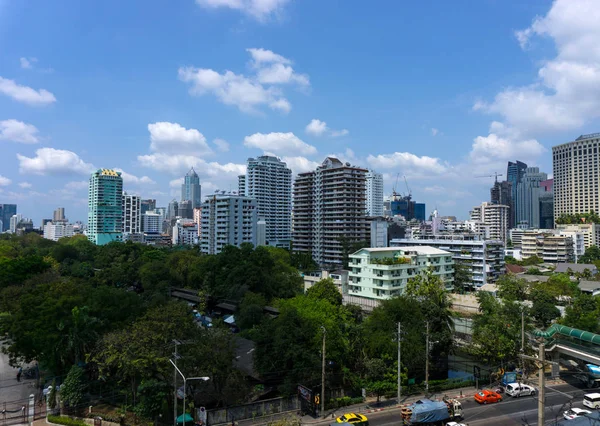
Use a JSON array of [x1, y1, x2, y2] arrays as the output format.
[[173, 219, 199, 246], [521, 231, 574, 263], [348, 246, 454, 300], [302, 270, 348, 293], [43, 222, 75, 241], [555, 223, 600, 251]]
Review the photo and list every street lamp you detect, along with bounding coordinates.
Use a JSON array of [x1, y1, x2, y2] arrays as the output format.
[[169, 359, 210, 426]]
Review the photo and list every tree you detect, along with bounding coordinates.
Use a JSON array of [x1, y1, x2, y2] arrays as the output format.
[[452, 263, 472, 293], [135, 379, 169, 420], [530, 287, 560, 328], [363, 357, 396, 402], [60, 365, 87, 410], [306, 278, 342, 306], [237, 292, 266, 330], [496, 274, 528, 301], [526, 267, 544, 275], [580, 245, 600, 264], [48, 379, 58, 411], [562, 293, 600, 333]]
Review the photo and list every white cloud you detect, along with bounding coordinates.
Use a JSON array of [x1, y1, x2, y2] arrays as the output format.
[[179, 48, 307, 114], [169, 177, 184, 188], [469, 132, 545, 164], [213, 138, 230, 152], [431, 128, 439, 136], [244, 132, 317, 155], [195, 0, 290, 21], [17, 148, 94, 175], [0, 119, 39, 143], [0, 175, 11, 186], [147, 122, 212, 154], [114, 168, 156, 186], [366, 152, 448, 175], [280, 156, 320, 175], [0, 77, 56, 106], [20, 57, 37, 69], [18, 182, 31, 189], [65, 181, 88, 190], [138, 153, 246, 177], [476, 0, 600, 135], [305, 118, 348, 138]]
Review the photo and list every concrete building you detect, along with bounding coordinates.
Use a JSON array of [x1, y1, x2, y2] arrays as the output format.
[[122, 193, 141, 235], [507, 161, 528, 226], [521, 231, 574, 263], [517, 167, 548, 228], [303, 270, 348, 294], [241, 155, 292, 248], [553, 133, 600, 219], [167, 199, 178, 220], [366, 171, 384, 216], [43, 222, 74, 241], [0, 204, 17, 232], [181, 168, 202, 209], [470, 202, 510, 243], [9, 214, 23, 233], [491, 180, 513, 227], [142, 211, 163, 234], [348, 247, 454, 299], [179, 199, 193, 220], [53, 208, 65, 222], [391, 236, 504, 288], [87, 169, 123, 245], [172, 219, 198, 246], [555, 223, 600, 250], [292, 157, 369, 268], [141, 199, 156, 215], [369, 217, 389, 248], [200, 193, 257, 255]]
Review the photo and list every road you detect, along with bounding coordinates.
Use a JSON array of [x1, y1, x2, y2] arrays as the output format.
[[367, 383, 589, 426], [0, 341, 38, 408]]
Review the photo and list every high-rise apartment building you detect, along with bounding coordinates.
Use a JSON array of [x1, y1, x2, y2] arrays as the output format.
[[238, 175, 246, 196], [10, 214, 23, 233], [181, 168, 202, 209], [517, 167, 548, 229], [87, 169, 123, 245], [490, 180, 513, 227], [142, 211, 163, 234], [0, 204, 17, 232], [53, 208, 65, 222], [122, 193, 141, 235], [507, 161, 527, 226], [292, 157, 369, 268], [199, 193, 257, 255], [167, 199, 179, 220], [242, 155, 292, 248], [179, 199, 193, 220], [553, 133, 600, 220], [470, 202, 510, 243], [366, 171, 384, 216], [539, 180, 554, 229]]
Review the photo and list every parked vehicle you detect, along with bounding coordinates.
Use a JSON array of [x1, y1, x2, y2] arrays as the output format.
[[563, 408, 592, 420], [400, 398, 463, 425], [505, 383, 536, 397], [474, 390, 502, 404], [583, 393, 600, 409], [335, 413, 368, 426]]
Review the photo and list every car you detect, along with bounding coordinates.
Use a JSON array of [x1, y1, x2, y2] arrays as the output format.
[[505, 383, 536, 397], [446, 423, 467, 426], [563, 408, 592, 420], [583, 393, 600, 409], [335, 413, 369, 426], [474, 390, 503, 404]]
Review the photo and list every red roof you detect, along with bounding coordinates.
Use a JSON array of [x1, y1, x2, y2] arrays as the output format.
[[506, 264, 526, 274]]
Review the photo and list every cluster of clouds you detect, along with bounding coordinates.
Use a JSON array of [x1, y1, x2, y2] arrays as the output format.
[[195, 0, 291, 22]]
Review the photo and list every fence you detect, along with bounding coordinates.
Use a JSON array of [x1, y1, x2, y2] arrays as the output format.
[[0, 394, 40, 426], [204, 396, 299, 426]]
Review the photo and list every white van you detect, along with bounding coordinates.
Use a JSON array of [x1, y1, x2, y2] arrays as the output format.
[[583, 393, 600, 409]]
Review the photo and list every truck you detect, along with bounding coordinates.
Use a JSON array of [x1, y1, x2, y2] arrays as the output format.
[[400, 398, 463, 425], [574, 364, 600, 388]]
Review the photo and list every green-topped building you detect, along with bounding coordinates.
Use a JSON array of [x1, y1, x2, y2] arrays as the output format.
[[88, 169, 123, 245]]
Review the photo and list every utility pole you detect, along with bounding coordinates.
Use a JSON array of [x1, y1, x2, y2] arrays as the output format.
[[519, 342, 557, 426], [521, 309, 525, 353], [173, 341, 179, 426], [321, 326, 326, 417], [425, 321, 429, 393], [397, 322, 402, 401]]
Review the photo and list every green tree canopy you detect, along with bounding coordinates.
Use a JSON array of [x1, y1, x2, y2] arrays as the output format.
[[306, 278, 342, 306]]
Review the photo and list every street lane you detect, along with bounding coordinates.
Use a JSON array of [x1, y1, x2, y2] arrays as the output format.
[[367, 383, 588, 426]]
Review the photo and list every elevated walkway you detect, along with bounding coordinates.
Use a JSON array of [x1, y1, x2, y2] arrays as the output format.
[[532, 324, 600, 365]]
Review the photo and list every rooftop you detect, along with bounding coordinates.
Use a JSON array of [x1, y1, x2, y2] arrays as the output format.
[[355, 246, 451, 255], [555, 263, 597, 274]]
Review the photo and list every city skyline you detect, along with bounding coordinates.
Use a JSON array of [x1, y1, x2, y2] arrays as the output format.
[[1, 0, 599, 224]]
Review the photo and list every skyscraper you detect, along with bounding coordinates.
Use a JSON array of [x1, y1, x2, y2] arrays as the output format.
[[490, 180, 513, 227], [243, 155, 292, 248], [122, 193, 141, 235], [470, 202, 510, 243], [553, 133, 600, 219], [53, 207, 65, 222], [0, 204, 17, 232], [167, 199, 179, 220], [506, 161, 527, 226], [181, 168, 201, 208], [141, 199, 156, 215], [87, 169, 123, 245], [516, 167, 548, 229], [179, 199, 193, 219], [366, 171, 384, 216], [292, 157, 369, 267]]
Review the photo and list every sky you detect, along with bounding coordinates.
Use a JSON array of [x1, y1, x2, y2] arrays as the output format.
[[1, 0, 600, 224]]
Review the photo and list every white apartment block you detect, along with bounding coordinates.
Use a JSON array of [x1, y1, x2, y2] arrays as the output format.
[[521, 231, 574, 263], [43, 222, 74, 241], [555, 223, 600, 251], [348, 247, 454, 300], [470, 202, 509, 243], [391, 236, 504, 288], [172, 219, 198, 246], [370, 217, 389, 248], [366, 171, 384, 216], [142, 211, 163, 234], [200, 193, 257, 255], [242, 156, 292, 248], [122, 193, 141, 234], [553, 133, 600, 219]]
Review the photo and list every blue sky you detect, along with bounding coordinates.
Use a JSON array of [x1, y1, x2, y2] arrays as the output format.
[[1, 0, 599, 224]]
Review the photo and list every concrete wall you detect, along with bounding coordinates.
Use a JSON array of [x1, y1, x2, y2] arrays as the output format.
[[204, 396, 299, 425]]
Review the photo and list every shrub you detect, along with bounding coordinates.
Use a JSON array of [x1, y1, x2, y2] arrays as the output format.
[[325, 396, 364, 410], [47, 415, 88, 426]]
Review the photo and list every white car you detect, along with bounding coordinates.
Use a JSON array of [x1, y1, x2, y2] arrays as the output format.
[[505, 383, 536, 397], [563, 408, 592, 420], [446, 423, 467, 426]]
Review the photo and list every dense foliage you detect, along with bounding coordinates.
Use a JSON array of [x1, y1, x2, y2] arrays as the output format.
[[555, 211, 600, 225]]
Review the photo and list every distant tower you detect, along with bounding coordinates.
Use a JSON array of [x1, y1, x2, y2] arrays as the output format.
[[88, 169, 123, 245], [366, 171, 384, 216], [181, 168, 202, 208], [122, 193, 141, 235], [506, 161, 527, 226]]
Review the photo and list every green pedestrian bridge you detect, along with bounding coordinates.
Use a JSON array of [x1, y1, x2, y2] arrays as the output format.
[[532, 324, 600, 365]]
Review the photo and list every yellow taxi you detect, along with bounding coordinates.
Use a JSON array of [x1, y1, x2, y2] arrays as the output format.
[[335, 413, 369, 426]]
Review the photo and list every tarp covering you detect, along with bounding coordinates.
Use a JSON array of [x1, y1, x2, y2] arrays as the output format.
[[533, 324, 600, 345], [409, 399, 449, 423], [176, 413, 194, 424]]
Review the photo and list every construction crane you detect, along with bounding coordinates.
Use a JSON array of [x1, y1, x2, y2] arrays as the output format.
[[392, 173, 400, 197], [403, 175, 412, 198], [475, 172, 503, 182]]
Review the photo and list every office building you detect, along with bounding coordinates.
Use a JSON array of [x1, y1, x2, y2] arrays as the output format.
[[241, 155, 292, 248], [9, 214, 23, 233], [167, 199, 178, 220], [391, 236, 504, 288], [491, 180, 513, 227], [181, 168, 202, 209], [366, 171, 384, 216], [507, 161, 527, 226], [292, 157, 369, 267], [53, 208, 65, 222], [516, 167, 548, 228], [179, 199, 193, 220], [122, 193, 141, 235], [141, 199, 156, 215], [200, 193, 257, 255], [0, 204, 17, 233], [43, 222, 75, 241], [348, 247, 454, 300], [389, 195, 426, 221], [470, 202, 510, 243], [553, 133, 600, 219], [87, 169, 123, 245]]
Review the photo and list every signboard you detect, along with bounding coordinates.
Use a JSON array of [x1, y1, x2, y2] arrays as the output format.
[[177, 386, 185, 399], [297, 385, 313, 403], [198, 407, 207, 425]]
